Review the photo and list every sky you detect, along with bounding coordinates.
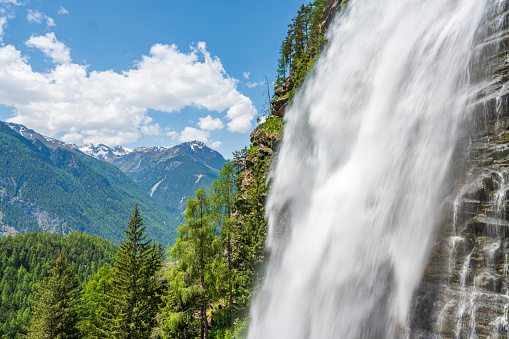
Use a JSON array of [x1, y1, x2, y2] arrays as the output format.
[[0, 0, 306, 158]]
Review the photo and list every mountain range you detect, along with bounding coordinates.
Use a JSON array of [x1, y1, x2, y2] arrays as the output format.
[[0, 121, 226, 246], [79, 140, 225, 215]]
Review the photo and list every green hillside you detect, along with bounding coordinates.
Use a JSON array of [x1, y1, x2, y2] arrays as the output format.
[[0, 121, 178, 245]]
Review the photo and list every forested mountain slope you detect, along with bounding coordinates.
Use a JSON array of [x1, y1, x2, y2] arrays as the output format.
[[0, 121, 178, 245]]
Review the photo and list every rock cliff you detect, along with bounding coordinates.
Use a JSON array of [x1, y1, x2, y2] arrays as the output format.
[[409, 1, 509, 337]]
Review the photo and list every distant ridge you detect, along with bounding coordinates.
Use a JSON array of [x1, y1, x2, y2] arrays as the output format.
[[4, 121, 227, 233], [80, 140, 226, 215], [0, 121, 179, 245]]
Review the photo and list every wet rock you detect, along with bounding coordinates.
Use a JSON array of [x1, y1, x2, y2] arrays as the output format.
[[451, 237, 475, 256], [490, 147, 509, 160], [466, 219, 488, 236], [462, 183, 489, 202], [475, 270, 502, 293], [482, 176, 497, 192]]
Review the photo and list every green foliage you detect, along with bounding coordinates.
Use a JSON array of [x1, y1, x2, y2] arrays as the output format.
[[99, 204, 166, 338], [166, 188, 216, 339], [0, 231, 117, 338], [160, 157, 272, 338], [24, 253, 80, 339], [275, 0, 326, 90], [79, 264, 114, 338]]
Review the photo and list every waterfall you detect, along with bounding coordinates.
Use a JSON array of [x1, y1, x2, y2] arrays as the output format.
[[247, 0, 491, 338]]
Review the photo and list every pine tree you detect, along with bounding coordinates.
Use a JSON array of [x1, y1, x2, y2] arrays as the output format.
[[104, 204, 166, 338], [24, 253, 80, 339]]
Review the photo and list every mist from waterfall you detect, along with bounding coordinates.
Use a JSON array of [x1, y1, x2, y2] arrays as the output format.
[[247, 0, 490, 337]]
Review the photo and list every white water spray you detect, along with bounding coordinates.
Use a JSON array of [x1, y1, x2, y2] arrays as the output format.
[[247, 0, 489, 337]]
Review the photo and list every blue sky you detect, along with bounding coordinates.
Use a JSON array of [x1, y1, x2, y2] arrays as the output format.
[[0, 0, 305, 158]]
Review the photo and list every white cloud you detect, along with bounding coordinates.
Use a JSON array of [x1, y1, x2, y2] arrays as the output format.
[[0, 17, 7, 41], [46, 16, 55, 27], [26, 9, 42, 23], [246, 81, 264, 88], [174, 127, 221, 149], [0, 0, 20, 5], [225, 95, 257, 133], [210, 140, 222, 148], [57, 7, 69, 15], [141, 123, 161, 135], [243, 71, 250, 79], [25, 33, 70, 63], [178, 127, 210, 143], [166, 130, 178, 139], [27, 9, 55, 27], [197, 115, 224, 131], [0, 41, 256, 145]]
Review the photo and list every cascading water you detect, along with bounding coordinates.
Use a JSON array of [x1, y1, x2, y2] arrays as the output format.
[[246, 0, 492, 338]]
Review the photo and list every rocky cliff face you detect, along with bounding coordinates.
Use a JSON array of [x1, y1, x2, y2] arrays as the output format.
[[409, 1, 509, 337]]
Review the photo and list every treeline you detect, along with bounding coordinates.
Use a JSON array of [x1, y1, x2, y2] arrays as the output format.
[[14, 205, 165, 338], [0, 232, 117, 337], [276, 0, 326, 93]]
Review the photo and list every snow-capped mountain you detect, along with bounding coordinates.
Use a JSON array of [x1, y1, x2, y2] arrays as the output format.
[[6, 122, 81, 153], [79, 143, 134, 160], [0, 121, 178, 245], [84, 140, 226, 214], [4, 121, 226, 222]]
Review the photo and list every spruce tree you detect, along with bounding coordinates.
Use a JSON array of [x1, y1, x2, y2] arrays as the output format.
[[24, 253, 80, 339], [105, 204, 166, 338]]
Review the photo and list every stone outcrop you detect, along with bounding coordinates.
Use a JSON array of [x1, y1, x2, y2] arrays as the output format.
[[320, 0, 342, 34], [271, 74, 295, 118], [409, 2, 509, 337]]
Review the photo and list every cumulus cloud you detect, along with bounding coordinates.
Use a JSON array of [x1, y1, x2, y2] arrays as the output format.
[[243, 71, 250, 79], [25, 33, 70, 63], [225, 95, 257, 133], [1, 40, 256, 145], [197, 115, 224, 131], [178, 127, 210, 143], [57, 6, 69, 15], [141, 123, 161, 136], [166, 130, 178, 138], [174, 126, 222, 148], [210, 140, 222, 148]]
